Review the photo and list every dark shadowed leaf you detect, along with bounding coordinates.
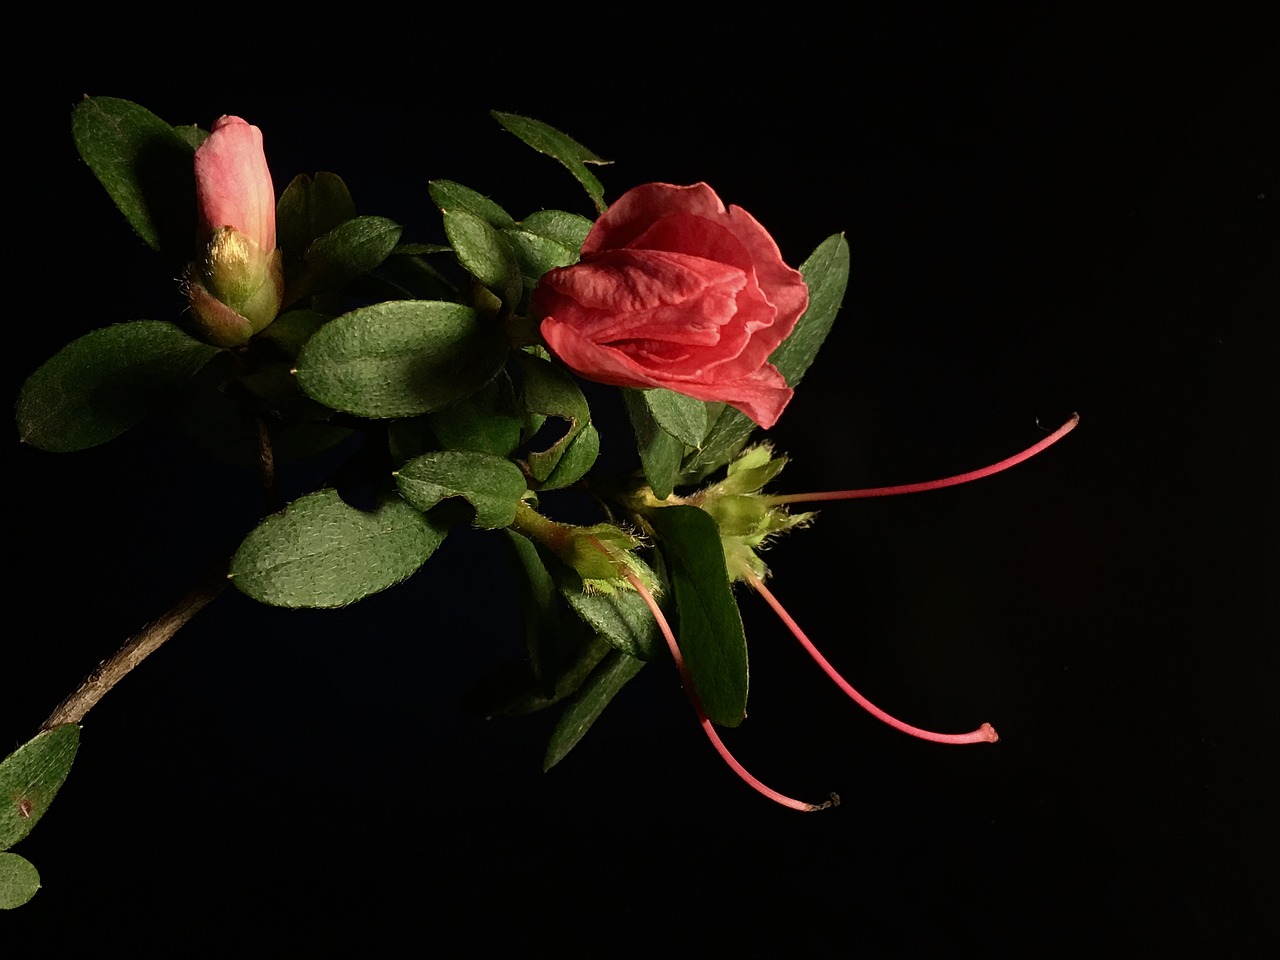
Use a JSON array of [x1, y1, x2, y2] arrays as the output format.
[[544, 651, 646, 770], [17, 321, 221, 452], [71, 96, 196, 257], [647, 505, 748, 727]]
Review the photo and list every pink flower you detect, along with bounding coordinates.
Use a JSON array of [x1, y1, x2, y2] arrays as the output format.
[[194, 116, 276, 252], [187, 116, 282, 347], [533, 183, 809, 429]]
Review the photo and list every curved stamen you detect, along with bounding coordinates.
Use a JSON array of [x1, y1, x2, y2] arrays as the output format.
[[748, 574, 998, 745], [768, 414, 1079, 505], [619, 565, 838, 812]]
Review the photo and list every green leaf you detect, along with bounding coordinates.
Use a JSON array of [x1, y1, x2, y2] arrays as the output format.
[[547, 552, 661, 660], [491, 111, 611, 214], [16, 321, 221, 452], [501, 228, 579, 285], [544, 650, 646, 770], [442, 208, 522, 304], [230, 489, 449, 608], [540, 423, 599, 491], [71, 96, 195, 256], [277, 172, 358, 258], [0, 852, 40, 909], [623, 389, 683, 500], [428, 180, 515, 228], [769, 233, 850, 388], [396, 450, 527, 529], [515, 352, 590, 484], [298, 216, 403, 296], [295, 300, 507, 418], [0, 725, 80, 851], [644, 388, 708, 446], [518, 209, 593, 251], [427, 373, 521, 458], [647, 505, 748, 727], [257, 309, 330, 360], [679, 234, 850, 482]]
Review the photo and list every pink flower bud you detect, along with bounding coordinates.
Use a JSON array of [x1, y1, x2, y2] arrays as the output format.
[[187, 116, 282, 347]]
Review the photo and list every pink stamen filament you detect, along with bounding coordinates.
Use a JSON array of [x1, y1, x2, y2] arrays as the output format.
[[620, 565, 838, 813], [748, 574, 998, 745], [768, 414, 1079, 505]]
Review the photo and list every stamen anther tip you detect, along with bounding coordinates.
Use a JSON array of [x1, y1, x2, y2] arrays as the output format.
[[806, 792, 842, 812]]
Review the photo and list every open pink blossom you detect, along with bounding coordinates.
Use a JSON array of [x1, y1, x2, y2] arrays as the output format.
[[534, 183, 809, 429]]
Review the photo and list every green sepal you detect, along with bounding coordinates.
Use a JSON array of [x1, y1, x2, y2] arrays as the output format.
[[396, 450, 527, 529], [0, 853, 40, 909], [647, 505, 748, 727], [428, 179, 515, 228], [230, 489, 449, 608], [681, 233, 850, 481], [276, 172, 358, 260], [0, 725, 80, 851], [16, 321, 221, 452], [491, 111, 611, 214], [544, 650, 646, 770], [71, 96, 195, 257], [295, 300, 507, 418]]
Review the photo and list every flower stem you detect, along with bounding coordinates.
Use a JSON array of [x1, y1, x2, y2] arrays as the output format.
[[768, 414, 1079, 505], [40, 560, 229, 731], [619, 565, 837, 812], [747, 574, 998, 745]]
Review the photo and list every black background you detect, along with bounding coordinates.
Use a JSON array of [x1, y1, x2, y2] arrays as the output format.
[[5, 10, 1275, 955]]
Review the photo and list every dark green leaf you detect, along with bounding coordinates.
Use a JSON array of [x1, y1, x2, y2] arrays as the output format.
[[644, 388, 708, 446], [546, 551, 661, 661], [769, 233, 850, 387], [501, 228, 578, 284], [518, 209, 593, 251], [647, 505, 747, 727], [544, 651, 645, 770], [0, 853, 40, 909], [299, 216, 403, 295], [396, 450, 527, 529], [491, 111, 610, 214], [230, 490, 448, 608], [17, 321, 221, 452], [442, 208, 522, 304], [258, 309, 329, 360], [0, 725, 80, 851], [623, 389, 683, 500], [428, 180, 515, 228], [428, 373, 522, 458], [515, 352, 590, 483], [71, 96, 195, 256], [540, 423, 599, 490], [277, 172, 357, 258], [295, 300, 506, 418]]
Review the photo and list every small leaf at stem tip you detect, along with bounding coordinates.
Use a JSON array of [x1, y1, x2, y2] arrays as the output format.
[[0, 852, 41, 909]]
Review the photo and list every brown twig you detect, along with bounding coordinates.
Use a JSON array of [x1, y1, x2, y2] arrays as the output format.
[[40, 561, 230, 731]]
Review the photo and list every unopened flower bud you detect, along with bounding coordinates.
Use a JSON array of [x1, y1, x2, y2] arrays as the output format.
[[186, 116, 282, 347]]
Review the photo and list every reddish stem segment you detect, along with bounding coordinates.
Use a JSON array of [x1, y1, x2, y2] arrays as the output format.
[[748, 574, 998, 745], [768, 414, 1079, 505], [621, 567, 837, 812]]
